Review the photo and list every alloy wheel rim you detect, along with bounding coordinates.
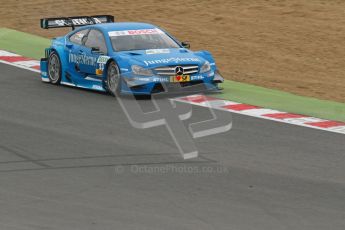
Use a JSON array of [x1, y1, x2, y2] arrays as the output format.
[[49, 54, 60, 81], [108, 64, 119, 93]]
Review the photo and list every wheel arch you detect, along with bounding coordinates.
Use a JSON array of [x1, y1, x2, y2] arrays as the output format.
[[103, 58, 121, 79], [103, 58, 122, 95]]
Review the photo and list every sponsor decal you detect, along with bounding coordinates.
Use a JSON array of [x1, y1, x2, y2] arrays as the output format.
[[133, 77, 151, 82], [54, 17, 102, 27], [92, 85, 103, 90], [171, 75, 190, 82], [97, 56, 110, 64], [74, 31, 86, 41], [96, 69, 103, 75], [97, 56, 110, 71], [133, 77, 169, 82], [146, 49, 170, 55], [69, 53, 97, 66], [152, 77, 169, 82], [69, 30, 88, 42], [108, 28, 164, 37], [143, 57, 201, 66], [191, 75, 204, 80]]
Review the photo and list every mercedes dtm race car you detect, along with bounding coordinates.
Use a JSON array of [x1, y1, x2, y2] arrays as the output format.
[[40, 15, 224, 95]]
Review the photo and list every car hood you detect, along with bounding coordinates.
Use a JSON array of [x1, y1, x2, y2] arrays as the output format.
[[116, 48, 207, 68]]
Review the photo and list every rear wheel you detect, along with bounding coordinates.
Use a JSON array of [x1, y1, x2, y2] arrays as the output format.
[[106, 61, 121, 96], [48, 51, 62, 85]]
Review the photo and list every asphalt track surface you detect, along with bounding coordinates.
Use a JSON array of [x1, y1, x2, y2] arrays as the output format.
[[0, 62, 345, 230]]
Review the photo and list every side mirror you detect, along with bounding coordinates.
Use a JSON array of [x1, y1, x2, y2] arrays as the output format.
[[91, 47, 100, 52], [91, 47, 103, 54], [181, 41, 190, 49]]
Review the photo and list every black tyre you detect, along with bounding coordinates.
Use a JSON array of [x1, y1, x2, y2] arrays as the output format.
[[106, 61, 121, 96], [48, 51, 62, 85]]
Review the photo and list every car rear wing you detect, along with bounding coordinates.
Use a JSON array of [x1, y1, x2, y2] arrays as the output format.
[[40, 15, 114, 30]]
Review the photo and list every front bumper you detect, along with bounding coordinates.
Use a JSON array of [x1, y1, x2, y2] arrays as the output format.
[[120, 71, 223, 95]]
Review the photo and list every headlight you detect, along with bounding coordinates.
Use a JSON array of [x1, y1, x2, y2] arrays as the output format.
[[131, 65, 153, 76], [200, 61, 211, 73]]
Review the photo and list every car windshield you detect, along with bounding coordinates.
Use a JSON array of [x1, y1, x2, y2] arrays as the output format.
[[109, 28, 180, 52]]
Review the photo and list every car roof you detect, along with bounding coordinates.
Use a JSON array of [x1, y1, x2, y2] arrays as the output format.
[[90, 22, 158, 32]]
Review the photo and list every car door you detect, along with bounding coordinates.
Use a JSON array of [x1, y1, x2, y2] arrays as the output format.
[[81, 29, 108, 76], [66, 29, 90, 82]]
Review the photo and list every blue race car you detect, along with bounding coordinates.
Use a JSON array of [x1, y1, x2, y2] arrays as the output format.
[[40, 15, 224, 95]]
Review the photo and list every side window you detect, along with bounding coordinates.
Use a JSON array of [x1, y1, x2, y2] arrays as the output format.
[[69, 29, 89, 45], [84, 29, 107, 54]]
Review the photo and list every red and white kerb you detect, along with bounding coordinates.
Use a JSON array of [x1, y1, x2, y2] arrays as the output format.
[[177, 95, 345, 135], [0, 50, 40, 72]]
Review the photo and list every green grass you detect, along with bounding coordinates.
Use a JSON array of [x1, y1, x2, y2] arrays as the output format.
[[0, 28, 50, 59], [1, 27, 344, 121]]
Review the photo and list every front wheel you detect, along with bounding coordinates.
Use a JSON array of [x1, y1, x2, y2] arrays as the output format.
[[48, 51, 62, 85], [106, 61, 121, 96]]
